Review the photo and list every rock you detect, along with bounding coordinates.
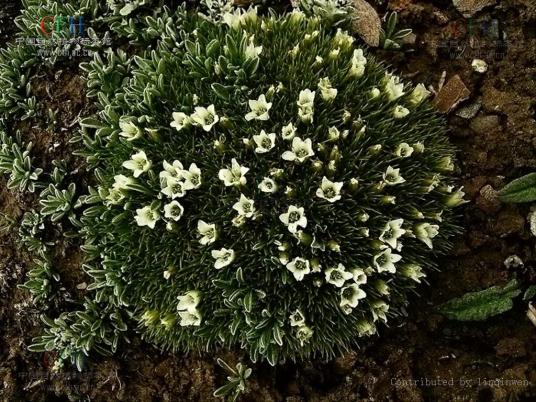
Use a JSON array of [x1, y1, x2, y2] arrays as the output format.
[[433, 75, 471, 113], [351, 0, 381, 47], [471, 58, 488, 73], [504, 255, 523, 269], [470, 115, 500, 134], [452, 0, 497, 17], [456, 100, 482, 119], [476, 184, 501, 213]]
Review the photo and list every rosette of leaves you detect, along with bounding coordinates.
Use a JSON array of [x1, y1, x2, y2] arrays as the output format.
[[69, 7, 463, 365]]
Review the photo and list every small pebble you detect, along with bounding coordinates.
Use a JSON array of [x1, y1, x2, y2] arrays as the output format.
[[504, 255, 523, 269], [472, 59, 488, 73]]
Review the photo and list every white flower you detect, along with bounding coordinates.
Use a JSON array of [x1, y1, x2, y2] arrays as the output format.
[[279, 205, 307, 233], [177, 290, 201, 312], [170, 112, 191, 131], [190, 105, 219, 131], [122, 150, 151, 178], [232, 215, 246, 227], [384, 74, 405, 101], [282, 137, 314, 163], [222, 7, 257, 29], [161, 176, 186, 199], [437, 156, 455, 172], [383, 166, 405, 186], [317, 77, 337, 101], [329, 48, 340, 59], [298, 107, 314, 123], [211, 248, 235, 269], [105, 188, 125, 205], [163, 201, 184, 221], [409, 83, 431, 105], [297, 89, 315, 108], [340, 284, 366, 309], [371, 300, 389, 322], [112, 174, 134, 190], [393, 105, 410, 119], [233, 194, 255, 218], [297, 89, 315, 123], [197, 220, 217, 245], [399, 264, 426, 283], [135, 205, 160, 229], [163, 265, 175, 280], [327, 126, 345, 142], [379, 219, 406, 249], [245, 35, 262, 59], [289, 309, 305, 327], [351, 268, 367, 285], [286, 257, 311, 281], [296, 325, 313, 346], [223, 11, 243, 29], [252, 130, 276, 153], [258, 177, 277, 193], [413, 142, 425, 153], [281, 123, 297, 140], [356, 320, 376, 336], [160, 313, 176, 329], [333, 28, 354, 48], [182, 163, 202, 190], [119, 120, 142, 141], [370, 87, 381, 99], [414, 222, 439, 249], [160, 160, 184, 180], [373, 248, 402, 273], [325, 264, 353, 287], [245, 94, 272, 121], [316, 176, 343, 203], [348, 48, 367, 78], [218, 158, 249, 187], [178, 310, 202, 326], [444, 186, 467, 208], [394, 143, 414, 158]]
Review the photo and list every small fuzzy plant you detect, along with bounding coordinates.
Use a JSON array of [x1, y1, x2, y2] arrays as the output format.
[[35, 5, 465, 366]]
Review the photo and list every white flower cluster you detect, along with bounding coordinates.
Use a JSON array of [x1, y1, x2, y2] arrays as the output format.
[[177, 290, 202, 326], [112, 18, 463, 345], [289, 310, 313, 346], [170, 105, 219, 132]]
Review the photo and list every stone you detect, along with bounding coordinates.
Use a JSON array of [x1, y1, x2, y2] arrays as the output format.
[[456, 100, 482, 119], [452, 0, 497, 17], [476, 184, 501, 213], [433, 75, 471, 113], [351, 0, 381, 47], [471, 58, 488, 73]]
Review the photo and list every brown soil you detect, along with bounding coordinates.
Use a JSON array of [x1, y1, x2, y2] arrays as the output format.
[[1, 1, 536, 401]]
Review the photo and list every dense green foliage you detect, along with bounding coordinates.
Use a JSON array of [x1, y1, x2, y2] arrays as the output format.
[[50, 7, 465, 365]]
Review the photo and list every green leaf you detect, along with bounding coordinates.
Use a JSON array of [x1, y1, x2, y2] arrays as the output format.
[[211, 83, 231, 101], [523, 285, 536, 301], [438, 279, 521, 321], [498, 173, 536, 203]]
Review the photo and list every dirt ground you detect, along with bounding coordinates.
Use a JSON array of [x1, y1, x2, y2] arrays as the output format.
[[1, 0, 536, 401]]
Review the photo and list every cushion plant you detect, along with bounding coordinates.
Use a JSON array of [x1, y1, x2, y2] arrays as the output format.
[[35, 6, 464, 366]]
